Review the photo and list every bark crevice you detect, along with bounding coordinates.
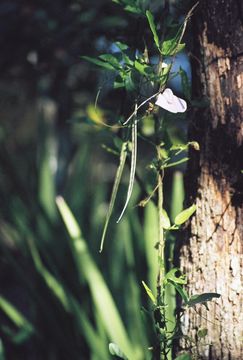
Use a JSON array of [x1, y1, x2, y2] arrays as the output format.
[[178, 1, 243, 359]]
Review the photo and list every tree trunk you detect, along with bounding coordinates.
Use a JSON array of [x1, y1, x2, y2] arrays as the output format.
[[179, 1, 243, 359]]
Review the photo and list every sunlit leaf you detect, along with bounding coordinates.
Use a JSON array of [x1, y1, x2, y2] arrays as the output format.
[[0, 296, 34, 333], [114, 41, 128, 51], [164, 268, 187, 285], [161, 40, 185, 56], [161, 209, 171, 230], [28, 238, 109, 359], [146, 10, 160, 52], [134, 60, 148, 75], [142, 281, 156, 304], [56, 197, 135, 359], [109, 343, 128, 359], [0, 296, 34, 345], [87, 104, 106, 125], [174, 204, 196, 225]]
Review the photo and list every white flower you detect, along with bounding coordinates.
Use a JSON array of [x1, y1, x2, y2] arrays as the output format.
[[161, 62, 168, 68], [155, 88, 187, 113]]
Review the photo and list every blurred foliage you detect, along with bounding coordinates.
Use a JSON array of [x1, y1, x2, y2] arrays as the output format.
[[0, 0, 190, 359]]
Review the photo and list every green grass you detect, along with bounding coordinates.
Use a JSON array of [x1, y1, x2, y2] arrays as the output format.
[[0, 120, 183, 359]]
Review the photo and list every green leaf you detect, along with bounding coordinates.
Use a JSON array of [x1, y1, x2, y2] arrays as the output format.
[[161, 208, 171, 230], [100, 142, 128, 252], [81, 56, 115, 70], [164, 268, 187, 285], [161, 40, 185, 56], [142, 281, 156, 304], [187, 293, 221, 307], [114, 41, 128, 51], [125, 5, 142, 14], [0, 296, 34, 345], [28, 239, 109, 360], [56, 197, 134, 359], [134, 60, 150, 75], [114, 80, 125, 89], [99, 54, 122, 69], [146, 10, 160, 52], [109, 343, 128, 359], [0, 296, 34, 334], [10, 327, 33, 344], [174, 204, 196, 225], [124, 71, 136, 92], [113, 0, 143, 14], [28, 237, 71, 312], [171, 283, 189, 304]]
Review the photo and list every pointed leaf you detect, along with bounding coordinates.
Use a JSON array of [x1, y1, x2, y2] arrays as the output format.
[[187, 293, 221, 307], [171, 282, 189, 304], [99, 54, 122, 69], [124, 5, 142, 14], [142, 281, 156, 304], [0, 296, 34, 333], [56, 197, 134, 359], [174, 204, 196, 225], [164, 268, 187, 285], [161, 40, 185, 56], [81, 56, 115, 70], [146, 10, 160, 52], [114, 41, 128, 51], [161, 208, 171, 229]]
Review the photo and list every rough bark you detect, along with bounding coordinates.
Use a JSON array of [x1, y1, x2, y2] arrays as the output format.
[[179, 1, 243, 359]]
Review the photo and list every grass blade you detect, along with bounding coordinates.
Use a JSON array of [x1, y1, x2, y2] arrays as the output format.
[[56, 197, 135, 359], [170, 171, 184, 222], [28, 237, 109, 359], [0, 295, 34, 338], [0, 338, 5, 360], [144, 202, 158, 294]]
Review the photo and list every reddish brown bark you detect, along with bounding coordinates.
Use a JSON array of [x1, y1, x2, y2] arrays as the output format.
[[179, 1, 243, 359]]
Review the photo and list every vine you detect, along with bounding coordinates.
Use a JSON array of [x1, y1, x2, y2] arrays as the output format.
[[83, 1, 220, 358]]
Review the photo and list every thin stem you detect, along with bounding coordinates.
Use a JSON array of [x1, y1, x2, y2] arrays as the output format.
[[154, 116, 168, 359], [156, 167, 165, 297], [122, 90, 162, 125]]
